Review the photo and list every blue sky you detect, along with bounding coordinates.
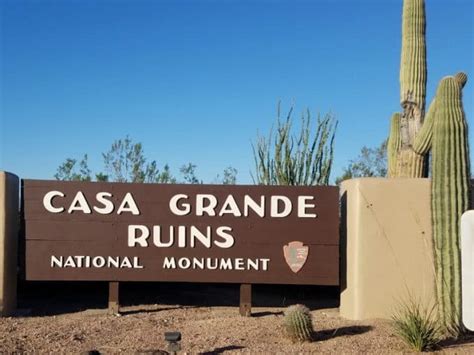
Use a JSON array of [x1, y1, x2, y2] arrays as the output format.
[[1, 0, 473, 184]]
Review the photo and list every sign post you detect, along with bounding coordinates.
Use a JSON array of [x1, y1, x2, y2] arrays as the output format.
[[0, 172, 19, 317], [108, 281, 119, 314], [239, 284, 252, 316]]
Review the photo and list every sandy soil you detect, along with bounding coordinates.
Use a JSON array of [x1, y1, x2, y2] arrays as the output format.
[[1, 282, 473, 354]]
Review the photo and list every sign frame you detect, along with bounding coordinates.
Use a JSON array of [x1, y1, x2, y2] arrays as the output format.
[[22, 179, 340, 286]]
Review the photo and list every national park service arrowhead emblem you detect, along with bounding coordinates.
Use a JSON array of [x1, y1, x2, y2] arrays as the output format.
[[283, 241, 309, 273]]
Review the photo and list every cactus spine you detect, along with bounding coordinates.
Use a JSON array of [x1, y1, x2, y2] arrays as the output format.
[[389, 0, 428, 177], [430, 76, 470, 334], [283, 304, 314, 342]]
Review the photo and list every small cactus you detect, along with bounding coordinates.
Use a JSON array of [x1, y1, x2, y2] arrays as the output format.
[[283, 304, 314, 342]]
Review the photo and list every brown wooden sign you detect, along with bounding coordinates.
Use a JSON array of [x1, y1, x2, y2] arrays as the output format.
[[23, 180, 339, 285]]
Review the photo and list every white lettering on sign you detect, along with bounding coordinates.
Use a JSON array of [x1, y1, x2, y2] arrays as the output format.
[[128, 225, 149, 247], [43, 190, 318, 219], [214, 226, 234, 248], [51, 255, 143, 269], [116, 192, 140, 215], [219, 195, 242, 217], [153, 226, 173, 247], [196, 194, 218, 216], [270, 196, 292, 217], [127, 224, 235, 249], [169, 194, 191, 216], [42, 191, 140, 215], [167, 194, 317, 218], [43, 190, 319, 218], [162, 257, 270, 271], [41, 189, 322, 275], [94, 192, 114, 214], [68, 191, 92, 214], [297, 196, 317, 218], [243, 195, 265, 217], [43, 191, 65, 213]]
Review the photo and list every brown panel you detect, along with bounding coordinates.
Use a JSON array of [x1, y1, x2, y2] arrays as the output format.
[[23, 179, 340, 285], [26, 220, 337, 245], [25, 221, 118, 242], [25, 241, 339, 285]]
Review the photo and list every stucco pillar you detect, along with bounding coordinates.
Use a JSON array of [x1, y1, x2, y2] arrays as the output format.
[[0, 172, 19, 316], [340, 178, 435, 320]]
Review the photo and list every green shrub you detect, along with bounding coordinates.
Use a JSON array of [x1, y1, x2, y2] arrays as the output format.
[[391, 300, 441, 352], [283, 304, 314, 342]]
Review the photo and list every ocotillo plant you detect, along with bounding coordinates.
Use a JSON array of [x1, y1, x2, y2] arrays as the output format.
[[413, 75, 470, 334], [388, 0, 427, 177], [252, 103, 337, 186]]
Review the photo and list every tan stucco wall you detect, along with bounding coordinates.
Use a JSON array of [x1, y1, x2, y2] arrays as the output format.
[[340, 178, 436, 320], [0, 172, 19, 316]]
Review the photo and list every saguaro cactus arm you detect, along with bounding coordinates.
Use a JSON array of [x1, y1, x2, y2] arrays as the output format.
[[412, 98, 435, 155], [413, 72, 468, 155], [455, 72, 468, 88], [387, 113, 402, 177]]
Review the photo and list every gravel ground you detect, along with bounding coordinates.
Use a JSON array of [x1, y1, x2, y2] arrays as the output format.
[[1, 282, 473, 354]]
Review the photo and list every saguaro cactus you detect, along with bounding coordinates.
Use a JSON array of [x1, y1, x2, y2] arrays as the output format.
[[387, 0, 470, 335], [412, 74, 470, 333], [389, 0, 427, 177], [431, 76, 470, 333]]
